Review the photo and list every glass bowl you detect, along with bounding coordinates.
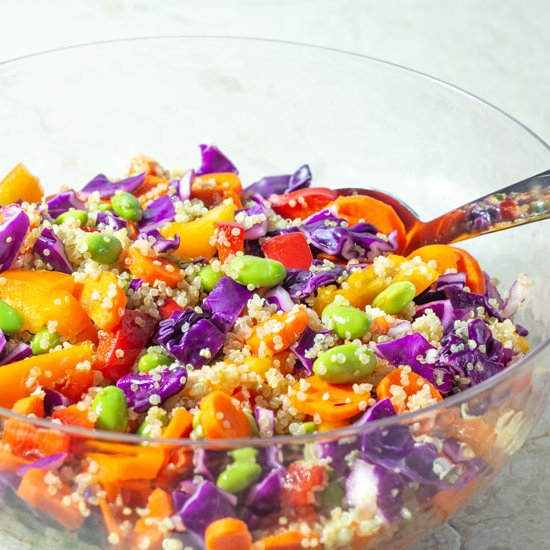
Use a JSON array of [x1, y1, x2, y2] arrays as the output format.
[[0, 37, 549, 549]]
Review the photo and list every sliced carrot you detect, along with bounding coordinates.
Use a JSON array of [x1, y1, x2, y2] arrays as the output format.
[[199, 390, 252, 439], [290, 376, 369, 422], [1, 418, 38, 457], [191, 172, 243, 207], [77, 271, 126, 331], [12, 394, 45, 417], [205, 518, 252, 550], [253, 530, 320, 550], [452, 246, 486, 294], [124, 246, 183, 288], [36, 428, 71, 456], [247, 307, 309, 357], [0, 448, 30, 473], [132, 488, 174, 549], [406, 244, 460, 275], [376, 367, 442, 414], [17, 469, 85, 530], [161, 408, 194, 439], [99, 498, 125, 548], [52, 404, 94, 429], [330, 195, 407, 252], [0, 344, 93, 408], [317, 418, 350, 432], [0, 163, 44, 206]]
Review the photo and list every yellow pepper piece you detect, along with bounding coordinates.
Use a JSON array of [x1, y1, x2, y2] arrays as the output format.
[[0, 163, 44, 206], [245, 357, 274, 378], [160, 200, 236, 259]]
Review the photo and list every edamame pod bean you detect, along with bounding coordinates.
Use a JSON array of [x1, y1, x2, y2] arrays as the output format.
[[227, 255, 286, 288], [30, 328, 60, 355], [111, 191, 143, 222], [229, 447, 258, 464], [216, 462, 262, 493], [313, 343, 376, 384], [82, 233, 122, 264], [322, 304, 371, 339], [95, 202, 113, 212], [198, 264, 223, 292], [298, 421, 318, 434], [245, 411, 259, 436], [55, 209, 89, 226], [92, 386, 128, 432], [138, 351, 172, 372], [371, 281, 416, 314], [319, 482, 345, 508], [0, 301, 24, 334], [137, 411, 168, 438]]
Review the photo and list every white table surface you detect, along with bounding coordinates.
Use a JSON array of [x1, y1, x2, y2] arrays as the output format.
[[1, 1, 549, 548]]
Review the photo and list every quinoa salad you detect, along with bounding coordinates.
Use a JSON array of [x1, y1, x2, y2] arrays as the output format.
[[0, 144, 532, 549]]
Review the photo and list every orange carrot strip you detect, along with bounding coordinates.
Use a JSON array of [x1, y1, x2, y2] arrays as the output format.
[[0, 344, 93, 408], [0, 163, 44, 205], [124, 246, 183, 288], [200, 391, 252, 439], [17, 469, 85, 530], [247, 307, 309, 357], [36, 428, 71, 456], [77, 271, 127, 331], [452, 246, 486, 294], [52, 404, 94, 429], [376, 367, 442, 414], [318, 418, 350, 432], [12, 394, 45, 417], [290, 376, 369, 422], [161, 408, 194, 439], [206, 518, 253, 550], [99, 498, 125, 548], [253, 530, 320, 550], [191, 172, 243, 207], [330, 195, 406, 252], [132, 488, 174, 549]]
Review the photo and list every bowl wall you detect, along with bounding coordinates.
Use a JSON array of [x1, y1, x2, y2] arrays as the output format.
[[0, 37, 549, 549]]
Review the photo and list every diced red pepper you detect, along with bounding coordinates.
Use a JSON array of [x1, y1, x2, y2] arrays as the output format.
[[52, 368, 96, 402], [158, 298, 184, 320], [93, 309, 157, 382], [269, 187, 338, 220], [214, 222, 245, 264], [282, 464, 327, 507], [52, 404, 95, 429], [261, 232, 313, 270], [499, 199, 518, 221]]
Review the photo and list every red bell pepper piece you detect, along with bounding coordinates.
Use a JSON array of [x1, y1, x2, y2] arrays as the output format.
[[282, 463, 327, 507], [261, 232, 313, 270], [214, 222, 245, 264], [93, 309, 157, 382], [499, 199, 518, 221], [269, 187, 338, 220], [158, 298, 184, 320], [52, 368, 96, 402]]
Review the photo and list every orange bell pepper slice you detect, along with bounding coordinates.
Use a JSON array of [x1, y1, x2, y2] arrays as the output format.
[[406, 244, 460, 274], [206, 518, 253, 550], [191, 172, 243, 207], [253, 530, 320, 550], [330, 195, 407, 252], [0, 163, 44, 206], [453, 246, 486, 294], [124, 246, 184, 288], [199, 390, 252, 440]]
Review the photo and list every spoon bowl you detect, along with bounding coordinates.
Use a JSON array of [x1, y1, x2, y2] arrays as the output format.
[[338, 168, 550, 255]]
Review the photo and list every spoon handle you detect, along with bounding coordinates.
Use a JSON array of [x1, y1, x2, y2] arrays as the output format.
[[411, 169, 550, 250]]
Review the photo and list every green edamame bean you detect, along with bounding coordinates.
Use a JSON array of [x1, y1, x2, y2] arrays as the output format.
[[229, 447, 258, 464], [83, 233, 122, 264], [55, 209, 89, 226], [216, 462, 262, 493], [92, 386, 128, 432], [245, 411, 259, 436], [298, 421, 318, 434], [137, 411, 168, 438], [227, 255, 286, 288], [529, 199, 549, 214], [111, 191, 143, 222], [198, 264, 223, 292], [0, 301, 24, 334], [371, 281, 416, 314], [313, 343, 376, 384], [138, 351, 172, 373], [95, 202, 113, 212], [319, 482, 345, 508], [322, 304, 371, 339], [30, 328, 60, 355]]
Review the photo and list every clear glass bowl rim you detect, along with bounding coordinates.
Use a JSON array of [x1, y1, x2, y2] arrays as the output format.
[[1, 35, 549, 448]]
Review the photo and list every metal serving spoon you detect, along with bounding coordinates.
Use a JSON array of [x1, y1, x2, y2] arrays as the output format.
[[337, 169, 550, 255]]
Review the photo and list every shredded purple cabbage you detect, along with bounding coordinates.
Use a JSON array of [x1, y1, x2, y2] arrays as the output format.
[[283, 265, 346, 299], [245, 164, 312, 198], [46, 191, 85, 218], [80, 173, 146, 198], [138, 195, 175, 233], [33, 228, 74, 274], [95, 210, 127, 231], [0, 206, 30, 273], [195, 144, 238, 176]]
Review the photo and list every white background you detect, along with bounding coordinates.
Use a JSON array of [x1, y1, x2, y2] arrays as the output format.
[[1, 1, 549, 548]]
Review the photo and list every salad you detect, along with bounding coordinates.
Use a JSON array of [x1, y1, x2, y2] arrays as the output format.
[[0, 145, 531, 549]]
